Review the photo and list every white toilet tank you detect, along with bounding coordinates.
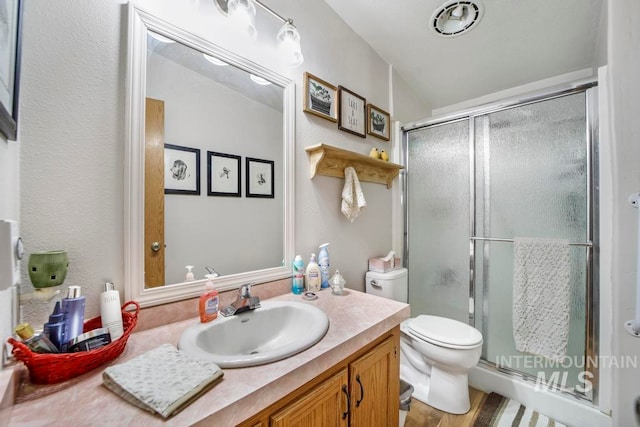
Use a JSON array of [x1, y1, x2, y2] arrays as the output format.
[[365, 268, 408, 303]]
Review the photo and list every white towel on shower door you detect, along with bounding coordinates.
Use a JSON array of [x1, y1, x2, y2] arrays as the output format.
[[512, 237, 571, 362]]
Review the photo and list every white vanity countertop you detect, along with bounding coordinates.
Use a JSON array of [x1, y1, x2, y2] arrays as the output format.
[[8, 289, 409, 426]]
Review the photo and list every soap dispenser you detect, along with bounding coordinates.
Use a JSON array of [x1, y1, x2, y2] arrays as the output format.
[[185, 265, 195, 281], [199, 275, 219, 323]]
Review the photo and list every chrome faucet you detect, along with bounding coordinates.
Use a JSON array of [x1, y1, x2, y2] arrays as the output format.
[[220, 284, 261, 316]]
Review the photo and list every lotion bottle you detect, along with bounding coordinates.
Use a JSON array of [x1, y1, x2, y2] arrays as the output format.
[[100, 282, 124, 341], [61, 285, 86, 343], [305, 253, 321, 292], [199, 274, 219, 323]]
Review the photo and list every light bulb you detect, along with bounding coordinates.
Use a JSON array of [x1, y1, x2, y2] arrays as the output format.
[[277, 20, 304, 68], [449, 4, 466, 20], [250, 74, 271, 85], [203, 54, 229, 66], [227, 0, 257, 41], [148, 32, 175, 44]]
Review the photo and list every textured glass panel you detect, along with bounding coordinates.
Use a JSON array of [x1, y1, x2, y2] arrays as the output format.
[[475, 93, 588, 391], [407, 120, 469, 322]]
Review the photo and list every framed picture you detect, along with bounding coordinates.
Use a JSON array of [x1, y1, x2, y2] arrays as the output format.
[[0, 0, 23, 141], [303, 72, 337, 122], [207, 151, 241, 197], [366, 104, 391, 141], [164, 144, 200, 195], [246, 157, 274, 198], [338, 86, 366, 138]]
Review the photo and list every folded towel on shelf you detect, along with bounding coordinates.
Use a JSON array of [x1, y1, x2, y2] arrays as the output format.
[[102, 344, 224, 418], [341, 166, 366, 222], [512, 238, 571, 362]]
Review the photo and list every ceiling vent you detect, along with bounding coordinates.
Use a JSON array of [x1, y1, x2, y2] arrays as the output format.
[[430, 1, 483, 37]]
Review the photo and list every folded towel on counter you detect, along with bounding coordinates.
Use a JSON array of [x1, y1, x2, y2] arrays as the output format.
[[512, 238, 571, 362], [341, 166, 366, 222], [102, 343, 224, 418]]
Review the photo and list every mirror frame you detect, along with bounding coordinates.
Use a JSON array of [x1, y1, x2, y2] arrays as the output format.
[[125, 5, 294, 307]]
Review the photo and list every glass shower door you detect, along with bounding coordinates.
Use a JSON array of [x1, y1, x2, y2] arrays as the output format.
[[473, 93, 589, 394], [404, 88, 595, 399], [406, 119, 470, 323]]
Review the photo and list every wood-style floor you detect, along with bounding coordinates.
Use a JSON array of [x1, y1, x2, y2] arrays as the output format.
[[404, 388, 487, 427]]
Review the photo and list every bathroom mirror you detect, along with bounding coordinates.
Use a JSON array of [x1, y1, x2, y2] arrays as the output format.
[[125, 6, 294, 307]]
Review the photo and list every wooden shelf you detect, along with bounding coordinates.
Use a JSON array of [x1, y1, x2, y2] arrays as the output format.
[[305, 143, 404, 189]]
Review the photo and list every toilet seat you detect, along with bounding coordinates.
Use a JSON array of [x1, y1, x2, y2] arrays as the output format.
[[405, 315, 482, 349]]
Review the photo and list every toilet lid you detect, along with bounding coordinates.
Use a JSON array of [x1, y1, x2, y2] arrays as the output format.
[[407, 315, 483, 348]]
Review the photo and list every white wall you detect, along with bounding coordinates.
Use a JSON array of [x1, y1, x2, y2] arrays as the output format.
[[18, 0, 427, 327], [19, 1, 126, 325], [608, 0, 640, 425]]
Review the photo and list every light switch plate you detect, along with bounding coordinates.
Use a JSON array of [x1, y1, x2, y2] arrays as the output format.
[[0, 220, 21, 291]]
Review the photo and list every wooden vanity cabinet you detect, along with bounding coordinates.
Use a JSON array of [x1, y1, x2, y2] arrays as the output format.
[[239, 327, 400, 427]]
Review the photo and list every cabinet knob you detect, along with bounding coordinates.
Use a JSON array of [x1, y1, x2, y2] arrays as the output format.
[[151, 241, 162, 252]]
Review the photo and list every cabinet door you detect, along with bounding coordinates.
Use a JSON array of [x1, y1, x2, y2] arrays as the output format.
[[349, 337, 399, 427], [270, 368, 349, 427]]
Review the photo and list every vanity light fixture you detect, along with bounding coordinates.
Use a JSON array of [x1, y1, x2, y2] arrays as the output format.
[[217, 0, 304, 68], [148, 32, 175, 44], [250, 74, 272, 85], [227, 0, 257, 41], [203, 54, 229, 66], [276, 19, 304, 68]]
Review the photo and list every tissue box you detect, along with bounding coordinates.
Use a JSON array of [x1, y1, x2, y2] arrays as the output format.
[[368, 256, 401, 273]]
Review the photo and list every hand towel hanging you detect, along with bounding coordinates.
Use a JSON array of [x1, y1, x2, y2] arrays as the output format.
[[341, 166, 366, 222]]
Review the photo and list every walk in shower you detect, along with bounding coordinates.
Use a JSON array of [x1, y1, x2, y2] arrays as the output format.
[[402, 83, 599, 403]]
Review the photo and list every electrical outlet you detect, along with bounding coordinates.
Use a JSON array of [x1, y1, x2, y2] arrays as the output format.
[[0, 220, 22, 291]]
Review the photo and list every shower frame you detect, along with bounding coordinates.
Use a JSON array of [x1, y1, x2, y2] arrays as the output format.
[[401, 81, 600, 404]]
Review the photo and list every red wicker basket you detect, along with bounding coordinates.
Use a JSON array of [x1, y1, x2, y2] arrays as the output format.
[[8, 301, 139, 384]]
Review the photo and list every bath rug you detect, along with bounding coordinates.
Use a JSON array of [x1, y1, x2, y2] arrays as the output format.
[[473, 392, 566, 427], [512, 237, 571, 361]]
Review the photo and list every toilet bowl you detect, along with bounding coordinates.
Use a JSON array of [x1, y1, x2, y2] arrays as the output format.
[[365, 268, 484, 415], [400, 315, 482, 414]]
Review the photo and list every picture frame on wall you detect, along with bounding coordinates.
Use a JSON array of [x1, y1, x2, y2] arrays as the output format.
[[303, 72, 338, 122], [0, 0, 23, 141], [164, 144, 200, 195], [338, 86, 366, 138], [366, 104, 391, 141], [207, 151, 241, 197], [246, 157, 274, 198]]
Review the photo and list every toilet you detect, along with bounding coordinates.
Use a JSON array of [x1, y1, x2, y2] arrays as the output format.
[[365, 268, 483, 415]]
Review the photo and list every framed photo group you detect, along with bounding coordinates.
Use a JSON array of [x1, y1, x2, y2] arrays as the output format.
[[303, 72, 391, 141], [163, 144, 274, 199]]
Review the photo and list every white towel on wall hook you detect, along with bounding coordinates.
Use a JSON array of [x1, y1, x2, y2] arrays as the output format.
[[341, 166, 366, 222]]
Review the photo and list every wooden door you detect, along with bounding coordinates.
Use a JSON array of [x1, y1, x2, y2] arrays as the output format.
[[144, 98, 165, 287], [270, 369, 349, 427], [349, 337, 400, 427]]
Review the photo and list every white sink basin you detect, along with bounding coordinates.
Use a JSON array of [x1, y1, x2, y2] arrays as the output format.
[[178, 300, 330, 368]]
